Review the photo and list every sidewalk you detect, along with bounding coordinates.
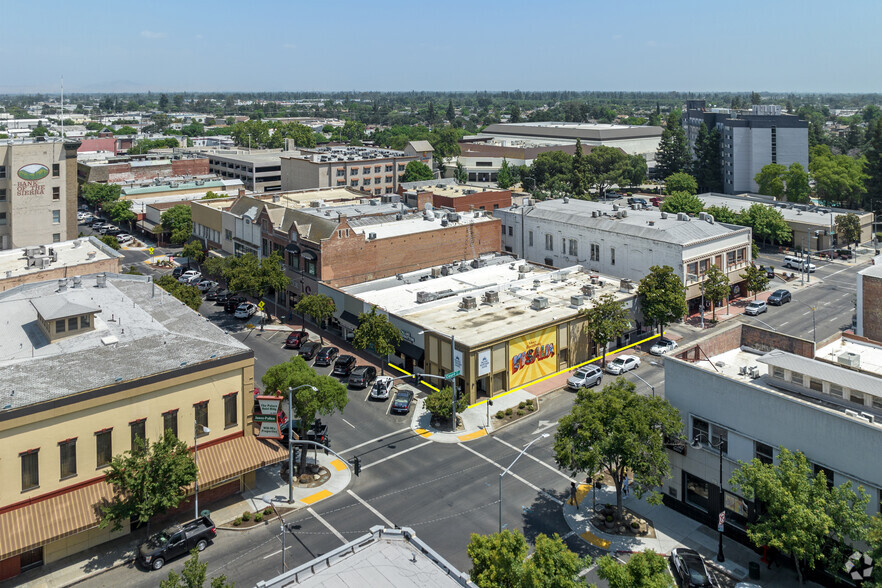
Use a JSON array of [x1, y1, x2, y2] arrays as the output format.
[[17, 453, 352, 588], [563, 484, 821, 587]]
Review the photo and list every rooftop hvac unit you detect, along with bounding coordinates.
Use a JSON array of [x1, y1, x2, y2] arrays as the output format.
[[861, 412, 876, 423], [531, 296, 549, 310], [440, 265, 451, 276], [519, 264, 531, 273], [581, 285, 595, 297], [677, 212, 690, 221], [461, 295, 477, 310], [590, 275, 599, 284], [483, 290, 499, 303], [570, 295, 584, 306], [619, 279, 634, 292], [58, 278, 68, 291], [24, 246, 41, 257], [441, 218, 448, 227], [845, 409, 861, 418], [369, 199, 378, 206], [518, 272, 527, 279], [698, 212, 707, 221], [838, 352, 861, 368], [591, 210, 598, 218], [447, 212, 460, 222], [310, 200, 323, 207], [533, 279, 541, 289], [368, 232, 377, 240], [416, 291, 434, 303], [431, 267, 442, 278], [523, 198, 531, 206], [396, 213, 402, 221]]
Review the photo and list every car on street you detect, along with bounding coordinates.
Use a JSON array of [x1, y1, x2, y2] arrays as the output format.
[[204, 287, 227, 301], [223, 296, 248, 313], [670, 547, 718, 587], [390, 389, 415, 414], [605, 354, 640, 375], [566, 365, 603, 390], [172, 266, 185, 279], [298, 341, 322, 361], [370, 375, 395, 400], [744, 300, 768, 316], [138, 516, 216, 571], [78, 214, 94, 224], [116, 233, 133, 245], [650, 196, 662, 207], [332, 355, 357, 377], [178, 270, 202, 284], [766, 289, 791, 305], [234, 302, 258, 319], [196, 280, 218, 292], [91, 220, 106, 230], [650, 337, 679, 355], [348, 365, 377, 388], [836, 248, 854, 260], [783, 255, 816, 272], [314, 346, 339, 367], [627, 197, 649, 207], [284, 330, 310, 349]]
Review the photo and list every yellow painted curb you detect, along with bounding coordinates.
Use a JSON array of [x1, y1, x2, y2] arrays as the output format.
[[415, 428, 433, 438], [330, 459, 348, 471], [300, 489, 332, 505], [580, 530, 611, 550], [457, 429, 488, 442]]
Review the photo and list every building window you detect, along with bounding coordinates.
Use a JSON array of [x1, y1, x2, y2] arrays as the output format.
[[59, 439, 77, 479], [80, 315, 90, 329], [350, 180, 359, 187], [755, 441, 774, 465], [0, 188, 5, 201], [508, 226, 513, 236], [772, 366, 785, 379], [305, 258, 317, 276], [699, 259, 708, 274], [727, 251, 735, 266], [385, 165, 393, 172], [850, 391, 865, 405], [96, 429, 112, 468], [712, 425, 728, 454], [130, 419, 146, 450], [52, 163, 60, 177], [724, 491, 750, 530], [53, 186, 60, 200], [225, 229, 232, 241], [829, 383, 843, 398], [790, 372, 803, 386], [809, 378, 823, 392], [528, 231, 533, 247], [685, 472, 709, 512], [374, 166, 381, 173], [350, 168, 358, 175], [53, 233, 60, 243], [336, 169, 345, 177], [692, 417, 709, 442], [590, 243, 600, 262], [56, 319, 66, 333], [163, 410, 178, 438], [224, 393, 238, 428], [501, 224, 506, 235], [195, 402, 209, 435], [687, 262, 697, 277], [398, 164, 405, 171], [52, 210, 61, 224], [545, 234, 553, 251], [610, 247, 616, 266], [737, 248, 745, 262], [0, 165, 6, 178], [68, 317, 77, 332], [568, 239, 578, 256], [873, 396, 882, 410], [21, 450, 39, 491], [363, 177, 371, 186]]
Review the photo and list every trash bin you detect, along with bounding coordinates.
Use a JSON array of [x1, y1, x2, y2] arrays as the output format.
[[749, 561, 761, 580]]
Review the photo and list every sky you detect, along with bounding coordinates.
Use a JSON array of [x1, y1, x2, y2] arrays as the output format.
[[1, 0, 880, 94]]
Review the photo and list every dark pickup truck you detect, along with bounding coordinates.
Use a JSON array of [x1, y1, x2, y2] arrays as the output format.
[[138, 516, 216, 570]]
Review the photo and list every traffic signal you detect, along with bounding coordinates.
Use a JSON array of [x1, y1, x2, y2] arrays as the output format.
[[353, 456, 361, 476], [412, 373, 422, 385]]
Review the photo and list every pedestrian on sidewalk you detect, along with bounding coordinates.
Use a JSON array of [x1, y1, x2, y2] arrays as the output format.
[[622, 475, 630, 499], [569, 481, 579, 509], [767, 546, 780, 570]]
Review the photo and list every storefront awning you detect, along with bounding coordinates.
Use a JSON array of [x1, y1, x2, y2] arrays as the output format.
[[300, 249, 317, 261], [396, 340, 425, 362], [285, 243, 300, 254], [339, 311, 360, 329]]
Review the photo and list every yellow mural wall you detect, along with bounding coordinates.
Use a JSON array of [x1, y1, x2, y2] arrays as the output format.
[[508, 327, 557, 388]]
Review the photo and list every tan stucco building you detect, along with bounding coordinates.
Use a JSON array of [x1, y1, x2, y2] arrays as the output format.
[[281, 147, 417, 194]]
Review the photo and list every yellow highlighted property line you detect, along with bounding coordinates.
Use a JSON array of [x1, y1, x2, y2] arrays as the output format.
[[468, 333, 662, 409], [300, 489, 332, 505], [457, 429, 487, 442], [329, 459, 348, 471], [387, 363, 440, 392], [580, 530, 611, 550], [415, 428, 433, 438]]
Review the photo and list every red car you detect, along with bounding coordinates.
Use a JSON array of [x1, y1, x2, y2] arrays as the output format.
[[284, 330, 309, 349], [650, 197, 662, 207]]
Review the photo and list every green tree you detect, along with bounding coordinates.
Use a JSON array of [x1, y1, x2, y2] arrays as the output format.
[[82, 183, 122, 208], [754, 163, 787, 198], [230, 120, 270, 148], [424, 386, 458, 422], [114, 125, 138, 135], [703, 204, 739, 224], [182, 240, 206, 266], [454, 161, 468, 184], [621, 153, 648, 188], [352, 306, 401, 374], [427, 101, 436, 124], [597, 551, 674, 588], [868, 513, 882, 586], [637, 265, 687, 333], [103, 199, 135, 229], [555, 379, 682, 522], [701, 264, 729, 320], [160, 205, 193, 245], [529, 150, 573, 189], [446, 99, 455, 121], [467, 530, 586, 588], [785, 162, 812, 204], [864, 119, 882, 213], [740, 264, 770, 300], [508, 103, 521, 123], [270, 122, 318, 149], [738, 203, 791, 245], [156, 275, 203, 311], [259, 250, 291, 319], [99, 433, 197, 532], [655, 110, 690, 178], [659, 191, 704, 216], [294, 294, 336, 343], [836, 212, 863, 246], [730, 447, 870, 585], [810, 145, 867, 208], [201, 191, 224, 200], [663, 172, 698, 196], [99, 235, 121, 251], [160, 549, 233, 588], [401, 160, 434, 182], [496, 158, 516, 190], [570, 138, 590, 196], [585, 144, 629, 198], [692, 123, 722, 193], [579, 292, 631, 367], [127, 137, 180, 155]]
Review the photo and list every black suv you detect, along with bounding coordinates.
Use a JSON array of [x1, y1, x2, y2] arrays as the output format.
[[299, 341, 322, 360], [767, 289, 791, 305], [348, 365, 377, 388], [314, 346, 339, 367], [332, 355, 357, 377], [224, 296, 247, 313]]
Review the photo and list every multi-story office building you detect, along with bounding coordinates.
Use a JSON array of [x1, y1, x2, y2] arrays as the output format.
[[280, 146, 417, 195], [0, 139, 80, 250], [683, 101, 809, 194], [202, 149, 300, 192]]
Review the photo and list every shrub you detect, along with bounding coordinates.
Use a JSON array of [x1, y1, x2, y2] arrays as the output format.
[[496, 410, 505, 419], [518, 401, 526, 409], [242, 511, 251, 521], [631, 521, 640, 529], [527, 405, 536, 412], [505, 407, 513, 416], [517, 409, 524, 416], [263, 507, 273, 516], [254, 512, 263, 523], [606, 515, 613, 522], [232, 517, 242, 526], [525, 399, 534, 406], [424, 386, 457, 420]]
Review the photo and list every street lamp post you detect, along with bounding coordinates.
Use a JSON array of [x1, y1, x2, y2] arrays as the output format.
[[287, 385, 319, 503], [629, 372, 655, 397], [691, 433, 726, 563], [194, 421, 211, 519], [499, 433, 550, 533], [419, 329, 458, 432]]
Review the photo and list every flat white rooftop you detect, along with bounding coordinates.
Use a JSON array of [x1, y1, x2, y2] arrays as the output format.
[[348, 209, 495, 240], [0, 237, 121, 285], [816, 337, 882, 378]]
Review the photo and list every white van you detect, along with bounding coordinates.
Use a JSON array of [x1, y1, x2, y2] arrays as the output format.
[[783, 255, 816, 272]]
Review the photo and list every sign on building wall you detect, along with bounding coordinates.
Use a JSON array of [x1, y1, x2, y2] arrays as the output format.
[[254, 394, 285, 439], [16, 163, 49, 196], [477, 349, 491, 377], [454, 349, 464, 374], [508, 327, 557, 388]]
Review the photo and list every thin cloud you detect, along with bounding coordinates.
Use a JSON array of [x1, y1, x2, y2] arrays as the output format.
[[282, 43, 296, 49], [140, 31, 166, 39]]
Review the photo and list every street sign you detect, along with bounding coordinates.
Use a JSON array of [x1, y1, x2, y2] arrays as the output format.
[[254, 414, 277, 422], [258, 301, 265, 309], [718, 511, 726, 532], [444, 370, 461, 380], [148, 247, 154, 255]]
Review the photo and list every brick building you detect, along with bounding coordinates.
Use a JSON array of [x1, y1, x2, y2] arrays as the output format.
[[78, 155, 210, 185], [398, 178, 511, 212], [857, 259, 882, 343]]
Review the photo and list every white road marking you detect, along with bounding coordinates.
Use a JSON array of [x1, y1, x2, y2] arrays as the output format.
[[361, 440, 433, 470], [340, 418, 356, 429], [493, 436, 574, 483], [347, 490, 395, 526], [338, 427, 412, 455], [459, 444, 563, 505], [307, 507, 347, 543], [779, 321, 790, 326]]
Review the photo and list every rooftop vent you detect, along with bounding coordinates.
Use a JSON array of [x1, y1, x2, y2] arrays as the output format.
[[612, 204, 619, 212], [441, 218, 449, 227], [571, 294, 584, 306], [676, 212, 690, 221], [368, 232, 377, 240], [519, 264, 531, 273], [96, 273, 107, 288], [706, 214, 715, 224], [72, 239, 81, 248], [838, 351, 861, 368], [661, 211, 668, 219], [531, 296, 549, 310], [460, 295, 477, 310], [431, 267, 442, 278], [592, 210, 598, 218], [533, 279, 541, 290], [72, 276, 82, 288], [648, 220, 655, 226], [563, 197, 569, 203], [581, 285, 596, 297], [57, 278, 68, 292], [483, 290, 499, 304], [619, 278, 635, 292]]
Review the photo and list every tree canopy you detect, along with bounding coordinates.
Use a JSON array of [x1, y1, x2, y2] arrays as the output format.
[[496, 158, 516, 190], [160, 205, 193, 245], [352, 306, 401, 373], [692, 122, 722, 193], [155, 275, 203, 311], [659, 191, 704, 216], [467, 530, 587, 588], [579, 292, 631, 366], [637, 265, 687, 333], [294, 294, 336, 342], [701, 264, 730, 320], [585, 145, 633, 198], [160, 549, 233, 588], [104, 198, 135, 227], [740, 264, 770, 300], [739, 203, 791, 245], [82, 183, 122, 208], [655, 110, 690, 178], [597, 550, 674, 588], [835, 212, 863, 246], [401, 160, 434, 182], [754, 163, 788, 198], [810, 144, 867, 208], [663, 172, 698, 196]]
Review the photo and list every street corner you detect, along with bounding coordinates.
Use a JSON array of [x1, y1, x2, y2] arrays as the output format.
[[562, 492, 612, 551]]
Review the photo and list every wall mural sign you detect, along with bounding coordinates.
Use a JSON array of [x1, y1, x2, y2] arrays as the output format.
[[508, 326, 556, 388], [16, 163, 49, 196], [254, 394, 285, 439]]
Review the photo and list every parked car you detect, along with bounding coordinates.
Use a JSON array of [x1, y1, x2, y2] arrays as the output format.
[[91, 220, 106, 230], [605, 354, 640, 375], [223, 296, 247, 313], [766, 289, 791, 305], [627, 197, 649, 207], [314, 346, 339, 367], [196, 280, 218, 292], [284, 330, 310, 349], [670, 548, 718, 587], [370, 375, 395, 400], [348, 365, 377, 388], [744, 300, 768, 316], [234, 302, 258, 319], [204, 287, 227, 301], [178, 270, 202, 284], [782, 255, 816, 272], [99, 224, 120, 235], [650, 196, 662, 207], [299, 341, 322, 360], [650, 337, 679, 355], [566, 365, 603, 390], [116, 233, 133, 244], [172, 266, 185, 279], [78, 214, 94, 224], [836, 248, 854, 260], [391, 389, 415, 414], [332, 355, 357, 377], [138, 516, 216, 571]]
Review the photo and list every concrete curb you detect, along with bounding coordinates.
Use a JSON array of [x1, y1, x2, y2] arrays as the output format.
[[62, 557, 136, 588]]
